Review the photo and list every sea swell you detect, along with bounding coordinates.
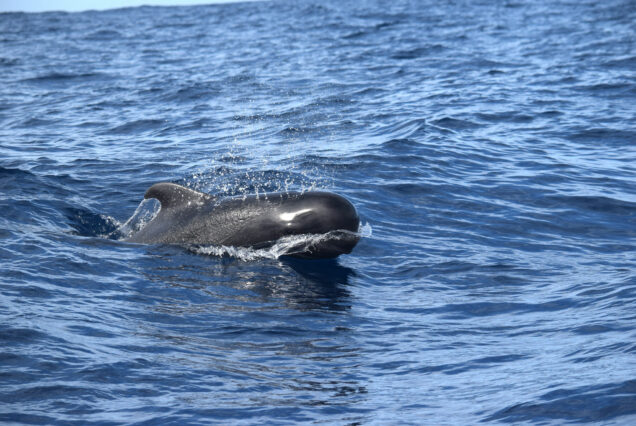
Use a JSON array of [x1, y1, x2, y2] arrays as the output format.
[[1, 0, 635, 424]]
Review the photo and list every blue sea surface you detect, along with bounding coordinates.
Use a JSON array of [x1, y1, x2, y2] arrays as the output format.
[[1, 0, 636, 423]]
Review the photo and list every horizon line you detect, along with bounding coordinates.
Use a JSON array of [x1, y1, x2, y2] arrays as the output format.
[[0, 0, 263, 14]]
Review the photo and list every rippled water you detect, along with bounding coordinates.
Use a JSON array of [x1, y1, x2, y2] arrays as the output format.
[[1, 0, 635, 423]]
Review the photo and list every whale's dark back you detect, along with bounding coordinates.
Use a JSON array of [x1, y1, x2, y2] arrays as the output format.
[[126, 183, 360, 258]]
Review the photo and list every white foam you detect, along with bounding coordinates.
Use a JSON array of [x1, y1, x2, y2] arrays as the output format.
[[191, 226, 369, 261], [359, 221, 373, 238]]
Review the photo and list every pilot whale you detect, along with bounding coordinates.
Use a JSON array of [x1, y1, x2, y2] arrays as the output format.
[[125, 182, 360, 258]]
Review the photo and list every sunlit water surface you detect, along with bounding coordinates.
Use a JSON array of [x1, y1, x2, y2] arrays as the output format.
[[1, 0, 635, 423]]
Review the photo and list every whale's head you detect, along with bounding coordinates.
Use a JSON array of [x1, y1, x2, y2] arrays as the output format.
[[272, 192, 361, 258]]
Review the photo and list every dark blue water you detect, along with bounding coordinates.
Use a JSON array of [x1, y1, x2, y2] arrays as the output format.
[[2, 0, 636, 423]]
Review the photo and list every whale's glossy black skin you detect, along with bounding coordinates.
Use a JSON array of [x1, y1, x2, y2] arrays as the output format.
[[126, 183, 360, 258]]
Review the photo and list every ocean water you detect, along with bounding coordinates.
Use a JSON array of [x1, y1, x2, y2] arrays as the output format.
[[1, 0, 635, 423]]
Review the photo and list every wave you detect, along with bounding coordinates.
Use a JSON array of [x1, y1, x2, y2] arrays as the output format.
[[485, 380, 636, 423], [105, 119, 167, 135], [21, 72, 108, 83]]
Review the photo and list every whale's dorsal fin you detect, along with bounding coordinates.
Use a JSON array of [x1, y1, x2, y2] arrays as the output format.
[[144, 182, 211, 209]]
